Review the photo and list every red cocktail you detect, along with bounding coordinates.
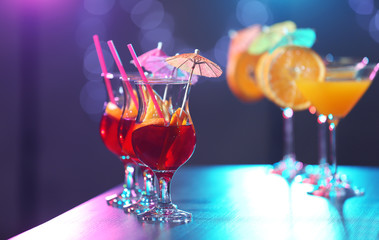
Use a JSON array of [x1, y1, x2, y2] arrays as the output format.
[[100, 110, 123, 157], [98, 74, 141, 208], [132, 124, 196, 176]]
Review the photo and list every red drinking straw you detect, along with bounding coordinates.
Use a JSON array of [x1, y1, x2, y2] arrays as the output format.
[[107, 40, 139, 109], [127, 43, 166, 122], [93, 35, 116, 104]]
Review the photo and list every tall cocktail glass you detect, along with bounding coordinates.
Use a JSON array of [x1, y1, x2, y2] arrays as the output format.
[[99, 73, 141, 208], [118, 75, 158, 214], [132, 78, 196, 223]]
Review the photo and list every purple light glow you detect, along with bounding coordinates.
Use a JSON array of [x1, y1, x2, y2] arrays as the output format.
[[3, 0, 77, 18], [139, 28, 174, 53], [368, 12, 379, 43], [236, 0, 272, 27], [76, 18, 107, 49], [84, 0, 115, 15], [84, 46, 115, 75], [119, 0, 140, 14], [349, 0, 374, 15], [80, 81, 107, 115], [213, 35, 230, 68], [131, 0, 164, 30]]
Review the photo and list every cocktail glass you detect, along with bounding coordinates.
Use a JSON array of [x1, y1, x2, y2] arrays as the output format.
[[296, 58, 379, 198], [119, 75, 158, 214], [132, 78, 196, 223], [99, 73, 141, 208], [270, 107, 304, 181]]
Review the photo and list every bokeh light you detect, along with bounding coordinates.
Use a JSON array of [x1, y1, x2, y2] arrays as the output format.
[[84, 0, 115, 15], [76, 18, 107, 49], [83, 44, 115, 75], [138, 13, 175, 53], [131, 0, 164, 30], [119, 0, 140, 13], [236, 0, 272, 27], [348, 0, 374, 15], [355, 14, 371, 31], [368, 11, 379, 43], [139, 28, 174, 53], [79, 81, 107, 115], [282, 107, 293, 119], [213, 35, 230, 68]]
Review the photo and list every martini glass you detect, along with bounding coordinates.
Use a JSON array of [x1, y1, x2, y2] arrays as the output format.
[[119, 75, 158, 214], [296, 58, 379, 198], [132, 78, 196, 223], [99, 73, 141, 208]]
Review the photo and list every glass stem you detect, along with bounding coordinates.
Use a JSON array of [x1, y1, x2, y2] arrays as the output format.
[[318, 116, 327, 167], [283, 109, 295, 160], [158, 176, 172, 205], [329, 121, 338, 181], [143, 168, 156, 196], [124, 163, 136, 190]]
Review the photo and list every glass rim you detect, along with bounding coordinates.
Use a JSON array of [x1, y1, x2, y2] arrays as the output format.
[[101, 72, 190, 82], [134, 78, 190, 84]]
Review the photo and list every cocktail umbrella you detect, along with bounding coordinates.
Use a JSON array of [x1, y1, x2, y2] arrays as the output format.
[[144, 55, 199, 84], [131, 42, 167, 70], [165, 49, 222, 82], [248, 21, 297, 55], [269, 28, 316, 53], [228, 24, 261, 58], [165, 49, 223, 115]]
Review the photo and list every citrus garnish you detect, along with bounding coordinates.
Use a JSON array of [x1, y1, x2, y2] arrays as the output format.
[[123, 99, 138, 118], [135, 118, 165, 131], [170, 108, 188, 126], [105, 102, 122, 119], [255, 51, 274, 100], [142, 91, 171, 123], [257, 45, 325, 110], [226, 51, 264, 103]]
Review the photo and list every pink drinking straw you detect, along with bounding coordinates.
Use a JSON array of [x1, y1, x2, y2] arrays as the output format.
[[93, 35, 116, 104], [127, 44, 166, 122], [107, 40, 139, 110]]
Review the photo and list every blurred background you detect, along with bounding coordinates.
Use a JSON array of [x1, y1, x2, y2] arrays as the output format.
[[1, 0, 379, 238]]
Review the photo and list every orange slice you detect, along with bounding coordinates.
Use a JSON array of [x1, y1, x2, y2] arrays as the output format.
[[226, 51, 264, 102], [142, 91, 171, 123], [135, 118, 165, 131], [170, 108, 188, 126], [259, 46, 325, 110], [123, 100, 138, 118], [105, 102, 122, 119], [255, 51, 274, 100]]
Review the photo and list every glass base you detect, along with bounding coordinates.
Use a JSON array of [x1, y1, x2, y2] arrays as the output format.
[[137, 203, 192, 223], [308, 175, 364, 200], [295, 164, 332, 185], [270, 155, 304, 181], [123, 193, 158, 214], [105, 186, 141, 208]]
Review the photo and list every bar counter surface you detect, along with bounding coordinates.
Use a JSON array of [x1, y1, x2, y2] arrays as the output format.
[[10, 165, 379, 240]]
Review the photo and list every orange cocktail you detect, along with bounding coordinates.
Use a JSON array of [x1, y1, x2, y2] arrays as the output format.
[[296, 79, 371, 120], [295, 59, 378, 199]]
